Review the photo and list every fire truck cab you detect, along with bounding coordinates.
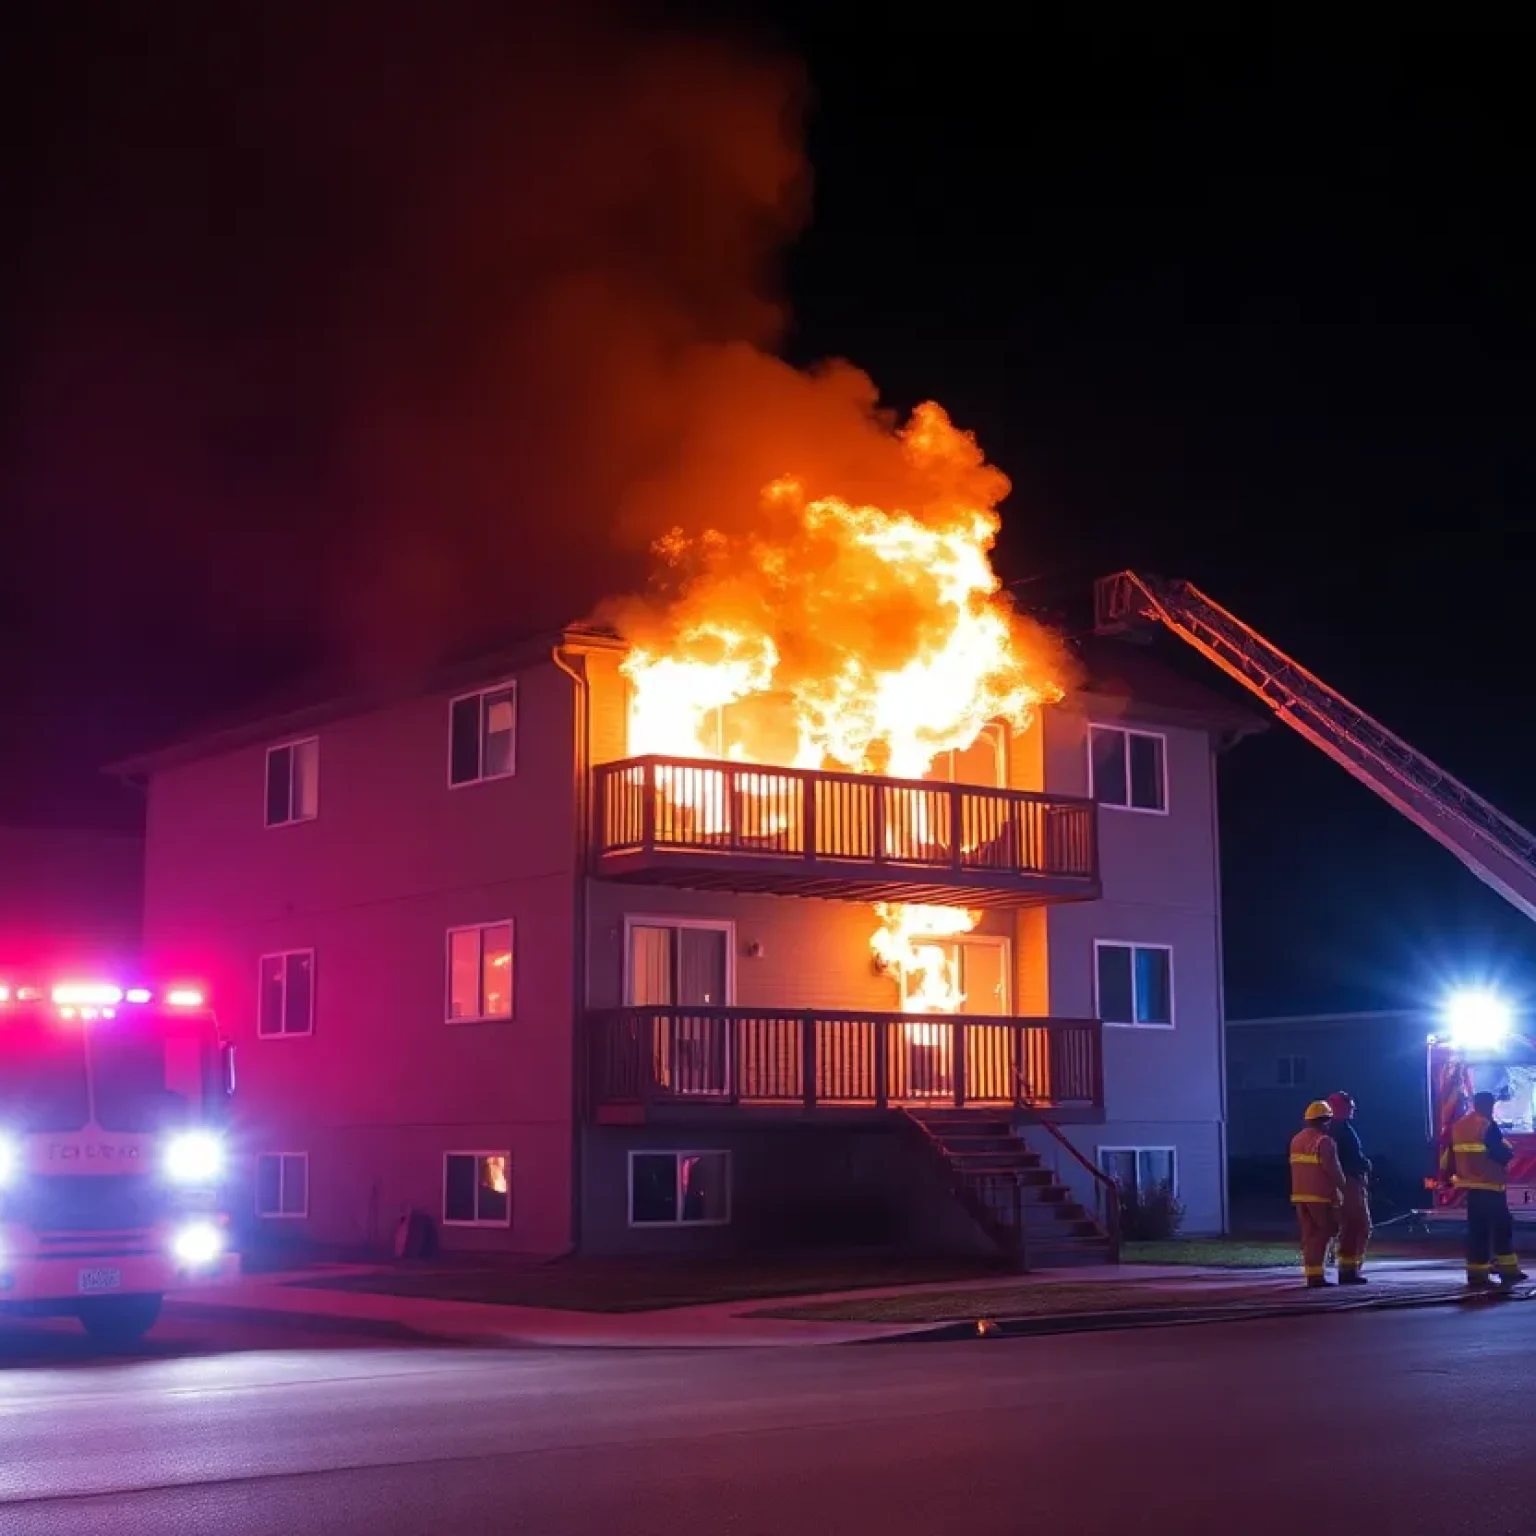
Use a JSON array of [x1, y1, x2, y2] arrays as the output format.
[[1426, 992, 1536, 1222], [0, 977, 238, 1346]]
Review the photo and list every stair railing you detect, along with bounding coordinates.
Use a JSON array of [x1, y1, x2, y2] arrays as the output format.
[[897, 1110, 1029, 1272], [1020, 1098, 1122, 1263]]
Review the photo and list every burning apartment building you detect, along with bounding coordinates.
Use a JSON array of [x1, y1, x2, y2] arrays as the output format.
[[114, 403, 1257, 1263]]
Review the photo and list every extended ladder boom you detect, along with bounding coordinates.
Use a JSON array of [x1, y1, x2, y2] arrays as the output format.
[[1095, 570, 1536, 925]]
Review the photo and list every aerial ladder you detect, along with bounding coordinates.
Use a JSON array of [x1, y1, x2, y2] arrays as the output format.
[[1094, 570, 1536, 925]]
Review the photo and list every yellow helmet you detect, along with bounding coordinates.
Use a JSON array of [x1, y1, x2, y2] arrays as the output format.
[[1304, 1099, 1334, 1122]]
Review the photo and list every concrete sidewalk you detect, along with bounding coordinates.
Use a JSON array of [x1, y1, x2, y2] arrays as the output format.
[[168, 1257, 1491, 1349]]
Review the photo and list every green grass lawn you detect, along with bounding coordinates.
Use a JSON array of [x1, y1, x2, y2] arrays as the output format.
[[1124, 1233, 1464, 1269], [288, 1255, 1010, 1313]]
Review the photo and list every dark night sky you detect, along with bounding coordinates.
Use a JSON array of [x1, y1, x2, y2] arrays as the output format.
[[3, 12, 1534, 1015]]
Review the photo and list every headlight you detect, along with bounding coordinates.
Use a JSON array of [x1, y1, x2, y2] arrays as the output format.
[[171, 1220, 224, 1267], [164, 1130, 225, 1184], [0, 1135, 17, 1188]]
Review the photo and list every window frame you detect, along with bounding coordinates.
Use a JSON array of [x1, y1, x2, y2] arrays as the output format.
[[896, 932, 1011, 1015], [1087, 723, 1169, 815], [441, 1150, 513, 1228], [927, 722, 1009, 789], [445, 921, 516, 1023], [626, 1148, 733, 1228], [1277, 1054, 1307, 1088], [257, 949, 316, 1039], [621, 915, 736, 1007], [447, 681, 519, 788], [1093, 939, 1175, 1029], [255, 1151, 310, 1219], [1096, 1145, 1179, 1198], [264, 737, 320, 828]]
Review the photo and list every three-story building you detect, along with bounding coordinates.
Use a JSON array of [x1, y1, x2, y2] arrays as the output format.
[[118, 630, 1255, 1262]]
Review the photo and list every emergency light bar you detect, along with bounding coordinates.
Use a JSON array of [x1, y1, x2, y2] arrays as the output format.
[[0, 980, 208, 1011]]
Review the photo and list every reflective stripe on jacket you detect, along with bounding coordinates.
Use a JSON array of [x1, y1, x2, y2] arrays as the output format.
[[1446, 1113, 1506, 1192], [1290, 1126, 1344, 1205]]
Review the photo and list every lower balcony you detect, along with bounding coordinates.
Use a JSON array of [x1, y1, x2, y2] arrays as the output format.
[[587, 1006, 1104, 1124], [592, 756, 1099, 908]]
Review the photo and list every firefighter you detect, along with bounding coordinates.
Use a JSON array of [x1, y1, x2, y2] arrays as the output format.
[[1443, 1090, 1528, 1289], [1325, 1090, 1372, 1283], [1290, 1100, 1345, 1287]]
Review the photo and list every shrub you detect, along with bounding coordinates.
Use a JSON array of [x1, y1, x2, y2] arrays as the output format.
[[1117, 1180, 1185, 1242]]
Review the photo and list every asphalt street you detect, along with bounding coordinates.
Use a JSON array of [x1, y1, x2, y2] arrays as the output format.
[[2, 1302, 1532, 1535]]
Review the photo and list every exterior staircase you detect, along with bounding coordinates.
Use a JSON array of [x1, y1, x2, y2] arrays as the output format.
[[902, 1108, 1119, 1269]]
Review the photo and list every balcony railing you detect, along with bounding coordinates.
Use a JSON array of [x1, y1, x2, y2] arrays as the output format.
[[587, 1006, 1103, 1120], [592, 755, 1099, 907]]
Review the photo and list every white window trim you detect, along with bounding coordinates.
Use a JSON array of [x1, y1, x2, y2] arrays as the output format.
[[1097, 1145, 1179, 1197], [264, 737, 319, 828], [255, 1150, 309, 1219], [442, 1150, 513, 1228], [897, 932, 1011, 1015], [626, 1148, 733, 1228], [621, 915, 736, 1007], [447, 680, 518, 789], [257, 949, 316, 1039], [928, 721, 1009, 789], [1093, 939, 1175, 1029], [1087, 723, 1170, 816], [445, 921, 516, 1023]]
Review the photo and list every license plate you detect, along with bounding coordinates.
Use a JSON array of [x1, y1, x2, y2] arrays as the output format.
[[77, 1267, 122, 1294]]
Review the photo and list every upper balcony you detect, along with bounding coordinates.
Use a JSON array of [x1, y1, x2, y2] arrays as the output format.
[[591, 755, 1099, 908]]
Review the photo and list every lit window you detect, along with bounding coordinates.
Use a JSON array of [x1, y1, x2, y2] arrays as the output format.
[[1095, 942, 1173, 1027], [258, 951, 315, 1037], [256, 1152, 309, 1217], [628, 1150, 731, 1226], [1098, 1147, 1176, 1198], [926, 723, 1007, 789], [449, 684, 517, 786], [1088, 725, 1167, 812], [446, 923, 514, 1021], [444, 1152, 511, 1226], [265, 738, 319, 826]]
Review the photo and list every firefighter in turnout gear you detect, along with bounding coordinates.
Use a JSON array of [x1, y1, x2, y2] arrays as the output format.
[[1291, 1101, 1346, 1287], [1325, 1091, 1372, 1283], [1442, 1090, 1529, 1289]]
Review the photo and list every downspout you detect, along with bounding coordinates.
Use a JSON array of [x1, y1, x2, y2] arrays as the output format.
[[1210, 730, 1235, 1235], [551, 646, 590, 1259]]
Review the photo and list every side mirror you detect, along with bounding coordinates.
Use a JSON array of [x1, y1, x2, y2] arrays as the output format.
[[221, 1042, 237, 1098]]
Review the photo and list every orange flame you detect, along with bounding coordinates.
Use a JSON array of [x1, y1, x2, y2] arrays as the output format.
[[614, 401, 1064, 1017]]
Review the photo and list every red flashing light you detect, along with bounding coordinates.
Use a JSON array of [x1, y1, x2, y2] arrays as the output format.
[[126, 987, 152, 1004], [166, 988, 206, 1009]]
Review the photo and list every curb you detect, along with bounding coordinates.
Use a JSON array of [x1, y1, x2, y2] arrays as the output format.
[[857, 1284, 1531, 1344], [165, 1300, 517, 1349]]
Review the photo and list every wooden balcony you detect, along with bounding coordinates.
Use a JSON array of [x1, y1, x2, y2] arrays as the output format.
[[587, 1006, 1104, 1124], [592, 755, 1099, 908]]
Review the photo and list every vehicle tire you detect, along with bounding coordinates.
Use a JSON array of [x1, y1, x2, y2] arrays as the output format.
[[77, 1294, 164, 1349]]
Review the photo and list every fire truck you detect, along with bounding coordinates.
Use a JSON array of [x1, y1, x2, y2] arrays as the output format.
[[1096, 572, 1536, 1212], [0, 977, 237, 1345]]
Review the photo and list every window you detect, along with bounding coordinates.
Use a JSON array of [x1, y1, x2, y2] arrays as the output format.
[[1094, 941, 1173, 1027], [265, 738, 319, 826], [447, 923, 514, 1021], [897, 936, 1009, 1016], [258, 951, 315, 1038], [449, 684, 517, 786], [443, 1152, 511, 1226], [1098, 1146, 1177, 1198], [628, 1150, 731, 1226], [256, 1152, 309, 1217], [926, 723, 1007, 789], [1277, 1055, 1307, 1088], [1088, 725, 1167, 812], [624, 919, 732, 1007]]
